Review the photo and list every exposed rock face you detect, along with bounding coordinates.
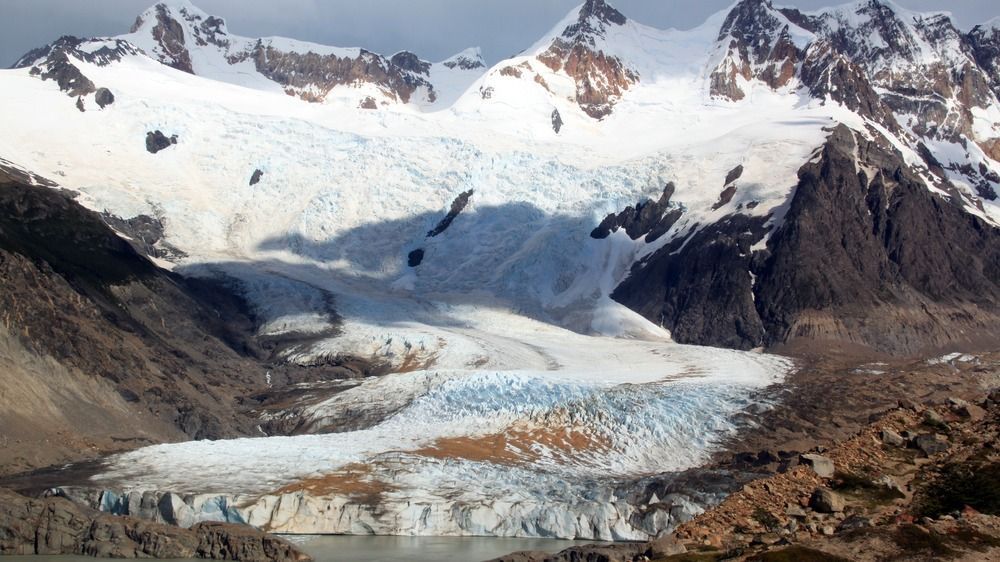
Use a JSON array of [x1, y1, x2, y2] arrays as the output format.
[[613, 214, 770, 349], [752, 126, 1000, 353], [799, 46, 898, 129], [536, 0, 638, 119], [14, 35, 141, 71], [968, 22, 1000, 99], [427, 189, 474, 237], [710, 0, 1000, 189], [249, 169, 263, 186], [15, 2, 478, 108], [144, 3, 196, 72], [146, 130, 178, 153], [551, 109, 563, 133], [614, 125, 1000, 354], [591, 183, 681, 243], [101, 212, 187, 260], [442, 49, 486, 70], [710, 0, 803, 101], [237, 44, 436, 104], [14, 36, 140, 104], [0, 488, 310, 561], [125, 2, 443, 105]]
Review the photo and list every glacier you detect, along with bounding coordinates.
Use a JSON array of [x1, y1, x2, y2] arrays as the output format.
[[9, 0, 999, 541]]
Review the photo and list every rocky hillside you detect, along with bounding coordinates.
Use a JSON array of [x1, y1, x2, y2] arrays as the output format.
[[0, 166, 376, 475]]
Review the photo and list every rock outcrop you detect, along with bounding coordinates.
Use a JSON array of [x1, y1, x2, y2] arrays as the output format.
[[427, 190, 473, 237], [13, 36, 140, 106], [0, 488, 310, 561], [146, 130, 178, 153], [591, 183, 681, 243]]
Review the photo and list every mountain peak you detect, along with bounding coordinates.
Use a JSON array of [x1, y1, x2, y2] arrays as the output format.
[[578, 0, 626, 26], [561, 0, 627, 42], [719, 0, 785, 41], [442, 47, 485, 70]]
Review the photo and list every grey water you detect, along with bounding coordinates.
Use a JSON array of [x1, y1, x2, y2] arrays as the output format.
[[1, 535, 602, 562]]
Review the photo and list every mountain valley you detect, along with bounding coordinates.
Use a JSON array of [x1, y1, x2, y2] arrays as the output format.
[[1, 0, 1000, 559]]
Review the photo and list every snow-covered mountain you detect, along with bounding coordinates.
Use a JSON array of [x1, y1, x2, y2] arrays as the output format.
[[15, 0, 486, 109], [2, 0, 1000, 541]]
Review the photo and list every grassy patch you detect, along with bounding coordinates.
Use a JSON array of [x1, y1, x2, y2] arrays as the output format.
[[747, 546, 851, 562], [916, 461, 1000, 518]]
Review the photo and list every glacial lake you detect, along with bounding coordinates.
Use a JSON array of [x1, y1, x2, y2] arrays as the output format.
[[3, 535, 603, 562]]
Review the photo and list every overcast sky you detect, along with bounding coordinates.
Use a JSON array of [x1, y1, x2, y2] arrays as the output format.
[[2, 0, 999, 67]]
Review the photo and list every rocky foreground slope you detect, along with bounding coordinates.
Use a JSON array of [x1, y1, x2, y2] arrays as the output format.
[[493, 354, 1000, 561], [0, 488, 310, 561]]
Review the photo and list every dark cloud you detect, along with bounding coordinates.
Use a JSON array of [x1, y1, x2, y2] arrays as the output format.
[[2, 0, 998, 67]]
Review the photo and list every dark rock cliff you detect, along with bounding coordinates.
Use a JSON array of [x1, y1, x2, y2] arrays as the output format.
[[613, 125, 1000, 355]]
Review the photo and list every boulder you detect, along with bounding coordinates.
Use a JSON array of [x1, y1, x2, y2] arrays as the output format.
[[956, 404, 986, 422], [880, 429, 906, 448], [800, 454, 835, 479], [648, 535, 687, 557], [836, 515, 870, 532], [875, 475, 905, 496], [913, 433, 949, 456], [923, 409, 947, 427], [95, 87, 115, 108], [809, 488, 845, 513], [785, 505, 808, 519], [194, 521, 312, 562]]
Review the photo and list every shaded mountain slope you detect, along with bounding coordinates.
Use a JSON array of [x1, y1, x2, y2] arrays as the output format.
[[614, 125, 1000, 355], [0, 170, 314, 473]]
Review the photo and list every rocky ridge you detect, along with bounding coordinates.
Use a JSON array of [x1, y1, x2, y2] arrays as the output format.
[[13, 0, 485, 108], [710, 0, 1000, 197]]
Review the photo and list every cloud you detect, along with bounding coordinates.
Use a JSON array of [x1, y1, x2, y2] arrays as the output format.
[[1, 0, 998, 68]]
